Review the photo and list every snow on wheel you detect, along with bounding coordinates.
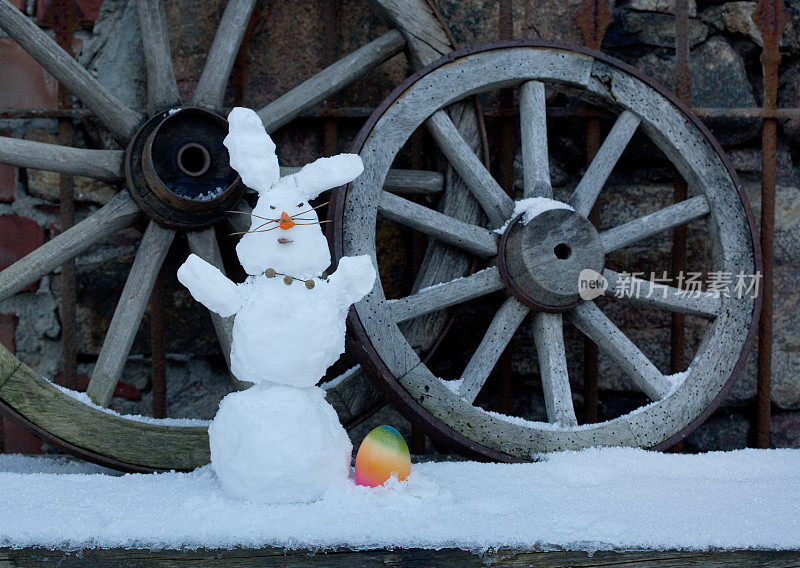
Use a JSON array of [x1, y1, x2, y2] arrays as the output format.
[[0, 0, 467, 472], [332, 41, 761, 460]]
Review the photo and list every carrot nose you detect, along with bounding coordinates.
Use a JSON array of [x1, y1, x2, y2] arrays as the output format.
[[279, 211, 295, 230]]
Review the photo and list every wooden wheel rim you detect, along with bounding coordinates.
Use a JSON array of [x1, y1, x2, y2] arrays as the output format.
[[0, 0, 476, 471], [334, 41, 761, 459]]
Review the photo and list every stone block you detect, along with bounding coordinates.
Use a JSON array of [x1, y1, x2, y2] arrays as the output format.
[[700, 2, 761, 46], [629, 0, 697, 17], [634, 36, 759, 144], [771, 412, 800, 448], [606, 11, 707, 48]]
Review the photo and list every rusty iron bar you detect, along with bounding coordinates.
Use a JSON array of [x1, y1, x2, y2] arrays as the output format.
[[671, 0, 690, 378], [752, 0, 789, 449], [150, 272, 166, 419], [576, 0, 613, 424], [496, 0, 515, 416], [5, 106, 800, 121], [44, 0, 82, 390]]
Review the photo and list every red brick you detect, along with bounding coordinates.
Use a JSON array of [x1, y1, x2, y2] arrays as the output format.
[[1, 418, 42, 454], [0, 164, 15, 204], [0, 215, 46, 292], [0, 38, 58, 109], [0, 131, 16, 204], [0, 312, 42, 454], [0, 313, 17, 353], [37, 0, 103, 28]]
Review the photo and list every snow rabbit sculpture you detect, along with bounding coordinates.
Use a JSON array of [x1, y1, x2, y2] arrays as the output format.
[[177, 107, 376, 503]]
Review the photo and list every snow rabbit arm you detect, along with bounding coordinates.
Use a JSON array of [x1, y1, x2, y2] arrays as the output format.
[[177, 254, 243, 318], [328, 255, 376, 307]]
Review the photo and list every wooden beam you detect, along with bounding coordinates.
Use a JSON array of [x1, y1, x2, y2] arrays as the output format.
[[0, 136, 123, 181], [378, 191, 498, 258], [258, 30, 406, 132], [0, 191, 140, 301], [0, 0, 143, 141]]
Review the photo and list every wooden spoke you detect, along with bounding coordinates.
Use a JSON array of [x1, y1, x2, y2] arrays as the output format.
[[192, 0, 258, 109], [0, 136, 124, 181], [569, 301, 673, 401], [426, 109, 514, 227], [258, 30, 406, 132], [458, 297, 530, 403], [600, 195, 711, 253], [0, 0, 143, 141], [603, 269, 721, 319], [0, 191, 140, 302], [137, 0, 180, 114], [278, 166, 444, 196], [519, 81, 551, 199], [378, 191, 498, 258], [186, 228, 232, 366], [568, 110, 641, 216], [226, 197, 252, 235], [86, 221, 175, 407], [388, 267, 504, 324], [532, 313, 577, 426]]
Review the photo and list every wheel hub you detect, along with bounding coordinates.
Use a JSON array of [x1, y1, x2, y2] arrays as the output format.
[[498, 208, 605, 312], [125, 107, 244, 229]]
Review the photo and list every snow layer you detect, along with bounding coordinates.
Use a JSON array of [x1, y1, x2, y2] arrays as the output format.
[[495, 197, 574, 233], [209, 384, 352, 503], [1, 447, 798, 551]]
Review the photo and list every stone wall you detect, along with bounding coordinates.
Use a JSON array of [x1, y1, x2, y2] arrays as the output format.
[[0, 0, 798, 456]]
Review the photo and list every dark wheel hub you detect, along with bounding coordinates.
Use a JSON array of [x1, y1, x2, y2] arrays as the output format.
[[125, 107, 244, 229], [499, 208, 605, 312]]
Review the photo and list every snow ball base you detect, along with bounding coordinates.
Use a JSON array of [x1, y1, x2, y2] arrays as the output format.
[[209, 383, 352, 503]]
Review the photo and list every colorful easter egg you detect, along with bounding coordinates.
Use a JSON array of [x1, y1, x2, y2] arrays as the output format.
[[355, 425, 411, 487]]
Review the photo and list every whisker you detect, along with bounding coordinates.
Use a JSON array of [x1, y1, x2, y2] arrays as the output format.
[[226, 210, 278, 223], [291, 201, 329, 219]]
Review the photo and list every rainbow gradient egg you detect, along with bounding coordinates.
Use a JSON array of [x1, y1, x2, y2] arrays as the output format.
[[354, 425, 411, 487]]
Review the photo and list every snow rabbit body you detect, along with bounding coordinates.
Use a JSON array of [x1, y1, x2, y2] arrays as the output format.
[[177, 107, 375, 503], [177, 107, 376, 388]]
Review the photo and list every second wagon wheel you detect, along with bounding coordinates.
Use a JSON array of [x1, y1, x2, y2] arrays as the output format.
[[0, 0, 474, 471], [332, 41, 761, 460]]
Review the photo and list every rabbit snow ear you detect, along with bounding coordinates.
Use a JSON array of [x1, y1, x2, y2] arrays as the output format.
[[290, 154, 364, 202], [223, 107, 280, 194]]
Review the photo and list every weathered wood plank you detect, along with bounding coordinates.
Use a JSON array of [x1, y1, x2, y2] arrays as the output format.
[[519, 81, 551, 199], [388, 267, 504, 323], [0, 191, 140, 302], [426, 109, 514, 227], [258, 30, 406, 132], [0, 0, 143, 141], [0, 136, 123, 181], [568, 110, 640, 216], [600, 195, 710, 253], [137, 0, 180, 114], [87, 221, 175, 407], [378, 191, 498, 258], [603, 268, 721, 318], [569, 301, 673, 400], [4, 546, 800, 568], [532, 313, 577, 426], [191, 0, 258, 109], [459, 297, 529, 403], [0, 344, 209, 471]]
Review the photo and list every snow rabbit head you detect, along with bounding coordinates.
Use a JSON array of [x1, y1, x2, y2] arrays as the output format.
[[224, 107, 363, 280]]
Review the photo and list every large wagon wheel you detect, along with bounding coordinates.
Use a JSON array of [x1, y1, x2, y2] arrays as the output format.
[[0, 0, 474, 472], [333, 41, 761, 460]]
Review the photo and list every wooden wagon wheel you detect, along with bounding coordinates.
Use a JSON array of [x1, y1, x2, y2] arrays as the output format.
[[0, 0, 479, 472], [332, 41, 762, 460]]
